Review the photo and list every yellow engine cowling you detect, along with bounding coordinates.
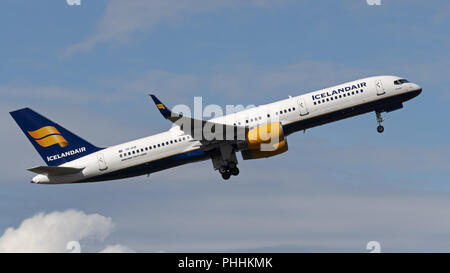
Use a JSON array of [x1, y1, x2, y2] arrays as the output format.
[[242, 139, 288, 160], [242, 122, 288, 160]]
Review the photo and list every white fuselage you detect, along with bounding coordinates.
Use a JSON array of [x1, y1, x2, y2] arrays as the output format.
[[31, 75, 421, 184]]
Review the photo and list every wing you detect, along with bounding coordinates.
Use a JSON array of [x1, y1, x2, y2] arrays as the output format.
[[149, 94, 248, 149]]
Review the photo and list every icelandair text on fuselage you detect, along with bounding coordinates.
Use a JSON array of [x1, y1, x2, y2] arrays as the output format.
[[312, 82, 367, 101], [47, 147, 86, 162]]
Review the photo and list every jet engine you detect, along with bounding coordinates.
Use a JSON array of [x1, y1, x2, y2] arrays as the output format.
[[242, 122, 288, 160]]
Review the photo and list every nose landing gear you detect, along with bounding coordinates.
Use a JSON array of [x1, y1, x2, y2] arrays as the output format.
[[376, 111, 384, 133]]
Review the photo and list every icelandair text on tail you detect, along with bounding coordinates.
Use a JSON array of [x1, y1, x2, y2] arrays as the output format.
[[47, 147, 86, 162]]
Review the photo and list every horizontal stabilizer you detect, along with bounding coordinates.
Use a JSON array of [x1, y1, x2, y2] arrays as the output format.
[[27, 166, 85, 176]]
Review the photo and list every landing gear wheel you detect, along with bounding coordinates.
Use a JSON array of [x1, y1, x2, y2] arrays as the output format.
[[221, 171, 231, 180], [377, 125, 384, 133], [219, 166, 228, 174], [375, 111, 385, 134], [230, 167, 239, 176]]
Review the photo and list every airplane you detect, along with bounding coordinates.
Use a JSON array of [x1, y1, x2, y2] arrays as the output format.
[[10, 75, 421, 184]]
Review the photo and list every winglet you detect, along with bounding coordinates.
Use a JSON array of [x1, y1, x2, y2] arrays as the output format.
[[149, 94, 171, 119]]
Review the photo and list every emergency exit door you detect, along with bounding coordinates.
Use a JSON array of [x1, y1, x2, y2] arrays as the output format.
[[375, 79, 385, 95], [97, 153, 108, 171], [297, 97, 309, 116]]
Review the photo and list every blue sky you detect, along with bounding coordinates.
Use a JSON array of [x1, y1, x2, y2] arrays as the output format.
[[1, 0, 450, 252]]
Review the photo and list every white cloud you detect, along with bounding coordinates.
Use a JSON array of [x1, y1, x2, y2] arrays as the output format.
[[0, 210, 133, 253], [64, 0, 287, 56]]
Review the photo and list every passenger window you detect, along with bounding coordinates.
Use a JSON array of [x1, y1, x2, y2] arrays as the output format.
[[170, 140, 173, 144], [293, 107, 295, 111], [314, 102, 317, 105], [352, 91, 355, 95]]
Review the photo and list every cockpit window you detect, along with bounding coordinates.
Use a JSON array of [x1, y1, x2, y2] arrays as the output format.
[[394, 79, 409, 85]]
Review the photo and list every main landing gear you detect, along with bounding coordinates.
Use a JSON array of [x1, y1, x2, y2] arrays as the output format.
[[211, 144, 240, 181], [376, 111, 384, 133], [219, 162, 240, 180]]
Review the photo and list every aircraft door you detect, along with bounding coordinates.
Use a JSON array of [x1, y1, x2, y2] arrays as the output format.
[[97, 153, 108, 171], [375, 79, 385, 95], [297, 97, 309, 116]]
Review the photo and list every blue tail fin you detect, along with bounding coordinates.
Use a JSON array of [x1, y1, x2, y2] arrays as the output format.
[[10, 108, 103, 166]]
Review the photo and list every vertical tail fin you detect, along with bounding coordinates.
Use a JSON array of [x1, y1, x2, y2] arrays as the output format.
[[10, 108, 103, 166]]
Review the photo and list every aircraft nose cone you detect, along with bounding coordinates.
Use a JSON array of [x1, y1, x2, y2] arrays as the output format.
[[410, 83, 422, 95]]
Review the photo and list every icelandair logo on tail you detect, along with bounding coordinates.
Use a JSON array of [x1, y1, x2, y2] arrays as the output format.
[[27, 126, 87, 162], [28, 126, 68, 148]]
